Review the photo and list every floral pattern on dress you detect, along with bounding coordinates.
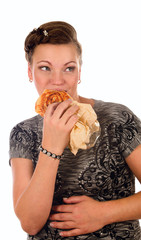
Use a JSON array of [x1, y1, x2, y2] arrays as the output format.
[[78, 111, 136, 202], [9, 101, 141, 239]]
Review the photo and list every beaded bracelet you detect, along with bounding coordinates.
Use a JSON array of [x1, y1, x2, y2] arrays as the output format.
[[39, 145, 62, 160]]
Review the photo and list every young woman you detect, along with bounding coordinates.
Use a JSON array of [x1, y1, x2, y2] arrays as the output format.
[[9, 21, 141, 239]]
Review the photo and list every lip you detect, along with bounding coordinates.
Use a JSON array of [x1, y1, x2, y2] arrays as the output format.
[[53, 89, 67, 92]]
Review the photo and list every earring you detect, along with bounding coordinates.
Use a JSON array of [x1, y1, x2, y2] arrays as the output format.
[[78, 79, 81, 84], [29, 78, 33, 83]]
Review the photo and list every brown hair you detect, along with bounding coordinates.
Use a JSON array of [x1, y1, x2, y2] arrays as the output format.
[[24, 21, 82, 65]]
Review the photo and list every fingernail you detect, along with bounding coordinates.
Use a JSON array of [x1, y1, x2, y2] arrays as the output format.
[[50, 222, 54, 227], [63, 197, 68, 201], [59, 232, 63, 236]]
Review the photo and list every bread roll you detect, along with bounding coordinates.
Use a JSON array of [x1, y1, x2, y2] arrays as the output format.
[[35, 89, 72, 117]]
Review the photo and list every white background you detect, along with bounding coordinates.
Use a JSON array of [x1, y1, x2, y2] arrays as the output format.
[[1, 0, 141, 239]]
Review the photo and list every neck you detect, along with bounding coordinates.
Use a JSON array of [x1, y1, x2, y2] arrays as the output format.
[[78, 95, 95, 107]]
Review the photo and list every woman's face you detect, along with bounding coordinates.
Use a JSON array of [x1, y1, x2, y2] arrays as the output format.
[[28, 43, 81, 101]]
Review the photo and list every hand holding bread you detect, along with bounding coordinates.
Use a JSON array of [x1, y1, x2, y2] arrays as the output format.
[[35, 89, 100, 155]]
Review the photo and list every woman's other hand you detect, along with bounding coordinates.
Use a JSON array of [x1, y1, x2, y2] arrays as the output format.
[[49, 195, 107, 237]]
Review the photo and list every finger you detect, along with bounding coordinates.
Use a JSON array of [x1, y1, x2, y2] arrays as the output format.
[[51, 99, 73, 119], [59, 228, 81, 237], [61, 104, 79, 124], [49, 212, 73, 221], [52, 204, 73, 213], [60, 115, 79, 133], [44, 102, 61, 117], [65, 113, 79, 130], [63, 195, 86, 204], [50, 220, 75, 230]]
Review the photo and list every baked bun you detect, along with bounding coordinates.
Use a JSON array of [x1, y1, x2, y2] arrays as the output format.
[[35, 89, 72, 117]]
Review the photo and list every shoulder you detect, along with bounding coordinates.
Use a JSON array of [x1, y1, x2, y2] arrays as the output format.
[[10, 115, 43, 141], [94, 99, 140, 124], [16, 114, 42, 128], [93, 100, 141, 158], [9, 115, 43, 164], [94, 99, 132, 114], [11, 115, 42, 132]]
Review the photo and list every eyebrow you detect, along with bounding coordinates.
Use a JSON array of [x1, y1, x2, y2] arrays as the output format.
[[37, 60, 52, 65], [64, 61, 77, 66], [37, 60, 77, 65]]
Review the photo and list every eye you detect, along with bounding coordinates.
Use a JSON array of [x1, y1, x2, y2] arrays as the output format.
[[65, 66, 75, 72], [40, 66, 50, 71]]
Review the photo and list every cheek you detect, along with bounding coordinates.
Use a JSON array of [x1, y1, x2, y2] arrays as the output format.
[[33, 71, 42, 83], [70, 72, 79, 87], [73, 72, 80, 85], [33, 70, 48, 85], [68, 78, 78, 95], [67, 76, 77, 88], [70, 71, 80, 82], [33, 72, 47, 95]]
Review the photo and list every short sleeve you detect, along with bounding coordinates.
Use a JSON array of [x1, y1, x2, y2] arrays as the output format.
[[9, 123, 34, 165], [118, 108, 141, 158]]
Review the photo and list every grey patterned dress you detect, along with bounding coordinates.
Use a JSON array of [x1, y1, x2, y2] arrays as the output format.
[[9, 100, 141, 240]]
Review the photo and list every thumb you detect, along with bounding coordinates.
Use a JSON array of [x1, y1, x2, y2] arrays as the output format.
[[63, 195, 86, 204]]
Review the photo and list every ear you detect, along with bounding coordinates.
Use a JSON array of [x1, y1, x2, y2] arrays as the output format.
[[28, 63, 33, 80]]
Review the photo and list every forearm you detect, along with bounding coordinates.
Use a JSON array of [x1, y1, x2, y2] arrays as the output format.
[[15, 152, 59, 235], [104, 191, 141, 226]]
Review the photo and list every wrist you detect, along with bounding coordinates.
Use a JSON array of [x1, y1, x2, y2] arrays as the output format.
[[39, 145, 63, 160], [41, 142, 64, 156], [102, 199, 125, 226], [100, 200, 115, 226]]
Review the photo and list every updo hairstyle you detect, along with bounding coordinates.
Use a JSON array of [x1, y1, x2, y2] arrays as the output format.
[[24, 21, 82, 65]]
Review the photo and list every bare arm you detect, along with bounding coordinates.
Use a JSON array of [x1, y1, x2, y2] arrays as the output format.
[[11, 99, 79, 235], [106, 144, 141, 223], [11, 154, 60, 236]]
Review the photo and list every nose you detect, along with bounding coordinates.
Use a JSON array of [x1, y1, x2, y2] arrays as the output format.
[[51, 70, 64, 85]]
